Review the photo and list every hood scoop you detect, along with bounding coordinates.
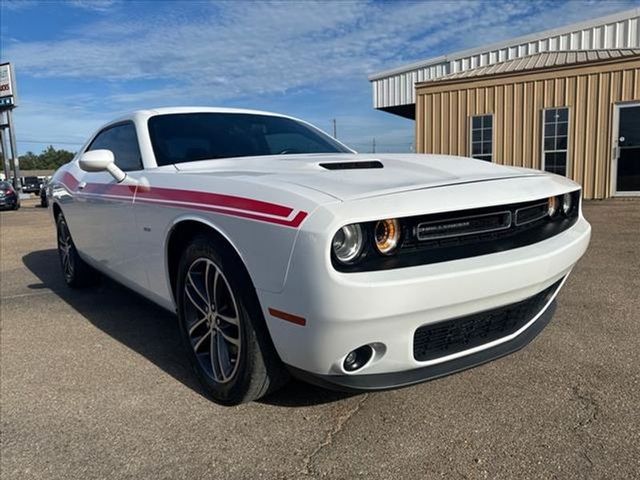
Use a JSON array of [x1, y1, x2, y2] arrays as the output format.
[[319, 160, 383, 170]]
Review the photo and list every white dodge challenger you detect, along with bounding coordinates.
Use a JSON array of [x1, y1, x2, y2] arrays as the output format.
[[49, 107, 591, 405]]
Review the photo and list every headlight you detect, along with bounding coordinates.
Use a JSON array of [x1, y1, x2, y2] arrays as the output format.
[[332, 224, 364, 264], [562, 193, 573, 215], [547, 196, 558, 217], [374, 218, 400, 255]]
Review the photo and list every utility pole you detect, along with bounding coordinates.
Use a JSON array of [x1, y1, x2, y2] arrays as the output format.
[[372, 138, 376, 153], [332, 118, 337, 139], [6, 110, 20, 189], [0, 127, 9, 181]]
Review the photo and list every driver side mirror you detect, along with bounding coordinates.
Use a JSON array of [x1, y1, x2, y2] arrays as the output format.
[[79, 149, 126, 183]]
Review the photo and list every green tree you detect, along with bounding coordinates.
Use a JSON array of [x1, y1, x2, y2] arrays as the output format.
[[17, 151, 39, 169], [18, 146, 75, 170]]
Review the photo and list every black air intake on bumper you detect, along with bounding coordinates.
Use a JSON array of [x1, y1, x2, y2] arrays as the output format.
[[413, 279, 562, 362]]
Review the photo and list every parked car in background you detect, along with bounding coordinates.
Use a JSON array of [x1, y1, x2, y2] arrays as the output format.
[[22, 176, 42, 194], [49, 107, 591, 405], [0, 181, 20, 210], [40, 180, 49, 208]]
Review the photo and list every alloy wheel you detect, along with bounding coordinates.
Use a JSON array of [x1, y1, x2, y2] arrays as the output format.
[[57, 220, 75, 282], [183, 258, 242, 384]]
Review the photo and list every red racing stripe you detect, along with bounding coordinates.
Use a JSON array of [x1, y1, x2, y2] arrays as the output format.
[[58, 172, 308, 228], [137, 185, 292, 218], [135, 197, 308, 227], [61, 171, 80, 191]]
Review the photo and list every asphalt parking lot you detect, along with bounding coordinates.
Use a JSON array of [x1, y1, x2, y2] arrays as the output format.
[[1, 198, 639, 479]]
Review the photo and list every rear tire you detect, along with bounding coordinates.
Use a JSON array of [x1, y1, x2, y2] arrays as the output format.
[[176, 235, 288, 405], [56, 214, 95, 288]]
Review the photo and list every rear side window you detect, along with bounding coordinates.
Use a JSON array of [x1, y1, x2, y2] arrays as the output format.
[[88, 122, 143, 171]]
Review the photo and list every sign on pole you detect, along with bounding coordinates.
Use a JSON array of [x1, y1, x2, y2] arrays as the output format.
[[0, 63, 17, 109], [0, 63, 19, 190]]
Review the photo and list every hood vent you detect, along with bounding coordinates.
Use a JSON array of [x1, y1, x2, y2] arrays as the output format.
[[319, 160, 383, 170]]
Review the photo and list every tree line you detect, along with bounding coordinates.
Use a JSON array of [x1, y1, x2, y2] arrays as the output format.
[[1, 146, 76, 171]]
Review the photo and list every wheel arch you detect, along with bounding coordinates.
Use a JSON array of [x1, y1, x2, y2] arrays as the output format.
[[165, 216, 251, 307], [52, 201, 63, 220]]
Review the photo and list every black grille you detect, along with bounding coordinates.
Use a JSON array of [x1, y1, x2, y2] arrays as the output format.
[[416, 210, 511, 240], [333, 190, 581, 272], [413, 279, 561, 362]]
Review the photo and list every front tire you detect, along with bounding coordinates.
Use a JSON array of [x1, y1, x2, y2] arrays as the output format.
[[176, 235, 287, 405], [56, 214, 95, 288]]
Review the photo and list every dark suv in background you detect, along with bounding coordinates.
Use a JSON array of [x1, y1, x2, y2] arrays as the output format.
[[22, 176, 42, 194]]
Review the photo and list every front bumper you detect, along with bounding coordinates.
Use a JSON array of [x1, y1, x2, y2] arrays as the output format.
[[258, 213, 590, 384], [288, 299, 556, 391]]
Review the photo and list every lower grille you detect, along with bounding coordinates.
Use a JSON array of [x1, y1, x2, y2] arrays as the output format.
[[413, 279, 562, 362]]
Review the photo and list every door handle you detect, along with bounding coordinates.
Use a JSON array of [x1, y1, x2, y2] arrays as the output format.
[[78, 181, 87, 190]]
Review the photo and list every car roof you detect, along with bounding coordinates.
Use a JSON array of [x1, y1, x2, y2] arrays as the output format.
[[121, 106, 293, 124], [146, 106, 287, 117], [101, 107, 299, 132]]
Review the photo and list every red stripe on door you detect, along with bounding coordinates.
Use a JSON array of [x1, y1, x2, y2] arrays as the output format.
[[137, 186, 292, 218], [59, 172, 308, 228]]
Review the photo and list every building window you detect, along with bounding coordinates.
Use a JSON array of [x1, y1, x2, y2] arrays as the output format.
[[470, 115, 493, 161], [542, 108, 569, 176]]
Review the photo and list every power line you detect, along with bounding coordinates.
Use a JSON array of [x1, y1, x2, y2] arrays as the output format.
[[18, 139, 83, 147]]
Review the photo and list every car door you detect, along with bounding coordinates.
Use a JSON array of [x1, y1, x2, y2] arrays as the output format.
[[71, 122, 148, 288]]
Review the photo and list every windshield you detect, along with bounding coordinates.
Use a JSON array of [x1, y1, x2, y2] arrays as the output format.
[[148, 113, 352, 166]]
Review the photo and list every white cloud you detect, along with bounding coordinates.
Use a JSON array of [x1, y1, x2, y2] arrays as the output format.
[[2, 0, 117, 11], [12, 98, 110, 152], [68, 0, 118, 11], [3, 0, 639, 153], [6, 0, 636, 108]]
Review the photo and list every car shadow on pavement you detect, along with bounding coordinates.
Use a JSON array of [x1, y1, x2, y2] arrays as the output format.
[[23, 249, 355, 407]]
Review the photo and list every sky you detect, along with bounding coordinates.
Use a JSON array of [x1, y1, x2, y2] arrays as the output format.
[[1, 0, 639, 155]]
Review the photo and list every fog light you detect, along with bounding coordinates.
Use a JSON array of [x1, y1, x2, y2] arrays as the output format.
[[343, 345, 374, 372], [562, 193, 573, 215], [344, 351, 357, 365]]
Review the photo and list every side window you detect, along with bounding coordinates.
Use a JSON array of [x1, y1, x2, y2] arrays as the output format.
[[542, 107, 569, 176], [88, 123, 143, 172], [470, 114, 493, 162]]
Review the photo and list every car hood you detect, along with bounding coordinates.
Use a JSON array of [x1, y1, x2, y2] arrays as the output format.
[[173, 153, 543, 201]]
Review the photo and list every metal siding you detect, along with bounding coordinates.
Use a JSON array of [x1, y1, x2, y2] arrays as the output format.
[[415, 86, 424, 152], [371, 10, 640, 109], [458, 89, 467, 154], [415, 57, 640, 199], [450, 90, 458, 153], [433, 93, 441, 154]]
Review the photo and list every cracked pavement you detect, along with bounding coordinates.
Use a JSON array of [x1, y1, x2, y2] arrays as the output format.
[[2, 198, 639, 479]]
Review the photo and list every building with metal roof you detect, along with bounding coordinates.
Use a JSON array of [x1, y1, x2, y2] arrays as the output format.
[[369, 9, 640, 199], [430, 49, 640, 81], [370, 8, 640, 119]]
